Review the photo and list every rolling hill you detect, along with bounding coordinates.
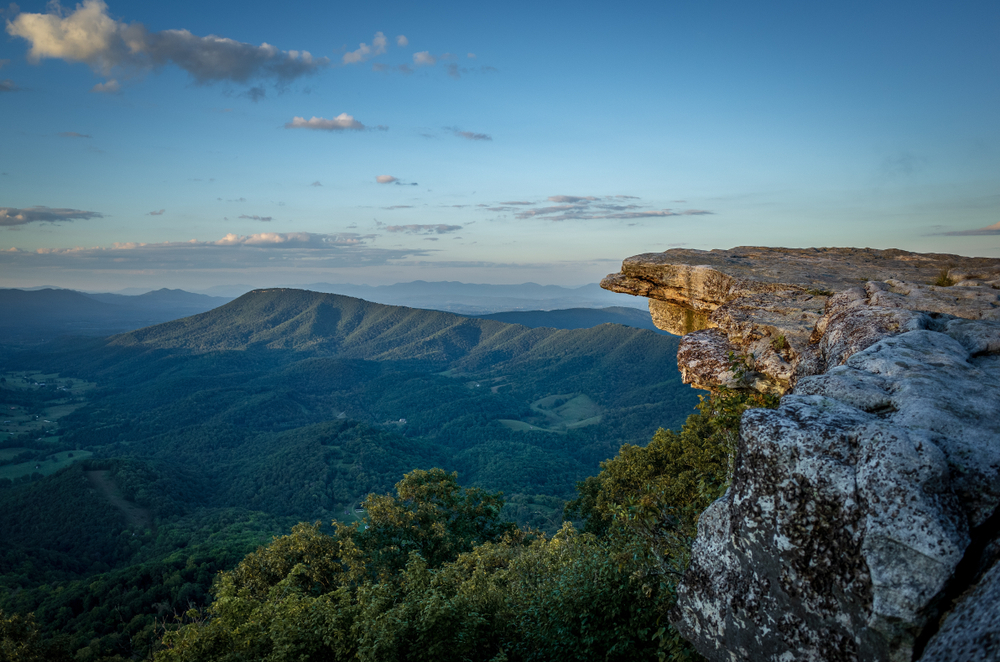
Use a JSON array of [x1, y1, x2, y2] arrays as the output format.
[[0, 288, 698, 659]]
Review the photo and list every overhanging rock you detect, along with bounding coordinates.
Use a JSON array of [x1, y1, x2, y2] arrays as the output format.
[[602, 247, 1000, 662]]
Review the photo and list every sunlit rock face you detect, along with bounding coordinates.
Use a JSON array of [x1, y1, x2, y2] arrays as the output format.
[[602, 247, 1000, 662]]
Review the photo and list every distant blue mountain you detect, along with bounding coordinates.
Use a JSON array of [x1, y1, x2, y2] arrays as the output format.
[[260, 281, 646, 314], [0, 288, 232, 343], [472, 306, 668, 334]]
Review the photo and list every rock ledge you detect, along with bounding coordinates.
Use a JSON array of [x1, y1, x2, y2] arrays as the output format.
[[602, 247, 1000, 662]]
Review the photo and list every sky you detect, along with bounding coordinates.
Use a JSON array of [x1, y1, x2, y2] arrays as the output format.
[[1, 0, 999, 292]]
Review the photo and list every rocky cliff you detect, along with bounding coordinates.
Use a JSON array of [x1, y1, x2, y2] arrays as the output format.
[[602, 247, 1000, 662]]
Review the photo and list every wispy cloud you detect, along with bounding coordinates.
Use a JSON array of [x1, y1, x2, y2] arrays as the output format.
[[1, 232, 433, 271], [343, 31, 386, 64], [382, 205, 414, 210], [147, 209, 165, 216], [0, 79, 21, 92], [385, 224, 462, 234], [881, 150, 926, 177], [1, 206, 104, 226], [6, 0, 329, 92], [90, 78, 119, 93], [449, 127, 492, 141], [937, 221, 1000, 236], [376, 175, 418, 186], [239, 214, 273, 222], [483, 194, 713, 222], [372, 62, 413, 75], [58, 131, 91, 138], [242, 85, 266, 102], [310, 180, 322, 187], [548, 195, 596, 203]]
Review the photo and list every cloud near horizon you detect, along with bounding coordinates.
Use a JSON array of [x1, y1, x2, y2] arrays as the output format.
[[2, 232, 433, 272], [238, 214, 273, 221], [937, 221, 1000, 236], [6, 0, 328, 89], [1, 206, 104, 226]]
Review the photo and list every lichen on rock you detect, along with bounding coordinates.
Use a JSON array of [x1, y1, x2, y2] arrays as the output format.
[[602, 247, 1000, 662]]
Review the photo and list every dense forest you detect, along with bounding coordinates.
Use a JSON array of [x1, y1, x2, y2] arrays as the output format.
[[0, 289, 737, 660]]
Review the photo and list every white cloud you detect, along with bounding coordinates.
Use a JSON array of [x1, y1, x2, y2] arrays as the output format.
[[6, 0, 329, 86], [467, 53, 475, 59], [343, 31, 387, 64], [90, 78, 119, 93], [396, 35, 408, 47], [0, 206, 103, 226], [7, 0, 124, 71], [413, 51, 436, 66], [285, 113, 366, 131], [376, 175, 398, 184]]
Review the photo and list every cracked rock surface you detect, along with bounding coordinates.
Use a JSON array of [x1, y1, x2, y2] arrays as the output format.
[[601, 247, 1000, 662]]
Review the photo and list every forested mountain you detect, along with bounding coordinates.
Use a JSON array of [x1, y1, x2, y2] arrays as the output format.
[[0, 289, 698, 660]]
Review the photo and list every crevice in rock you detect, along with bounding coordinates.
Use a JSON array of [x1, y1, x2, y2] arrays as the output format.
[[912, 504, 1000, 660]]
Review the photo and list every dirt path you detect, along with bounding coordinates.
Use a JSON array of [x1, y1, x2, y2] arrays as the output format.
[[86, 469, 153, 531]]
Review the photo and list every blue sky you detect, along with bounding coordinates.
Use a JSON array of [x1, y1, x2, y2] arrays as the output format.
[[1, 0, 998, 291]]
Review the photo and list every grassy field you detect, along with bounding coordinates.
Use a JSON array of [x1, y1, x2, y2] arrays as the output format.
[[1, 371, 96, 395], [0, 371, 95, 442], [0, 447, 30, 461], [0, 450, 94, 481], [498, 393, 603, 434]]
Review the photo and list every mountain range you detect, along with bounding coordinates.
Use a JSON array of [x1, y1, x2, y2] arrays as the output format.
[[0, 287, 695, 659], [188, 280, 647, 313]]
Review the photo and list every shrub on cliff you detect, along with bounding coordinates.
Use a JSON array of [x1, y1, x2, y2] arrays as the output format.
[[566, 389, 779, 569]]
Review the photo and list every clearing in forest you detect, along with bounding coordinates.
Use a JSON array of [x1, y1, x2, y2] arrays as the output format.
[[498, 393, 602, 434], [86, 469, 154, 531]]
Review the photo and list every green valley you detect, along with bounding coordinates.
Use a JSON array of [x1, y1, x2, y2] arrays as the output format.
[[0, 289, 700, 661]]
